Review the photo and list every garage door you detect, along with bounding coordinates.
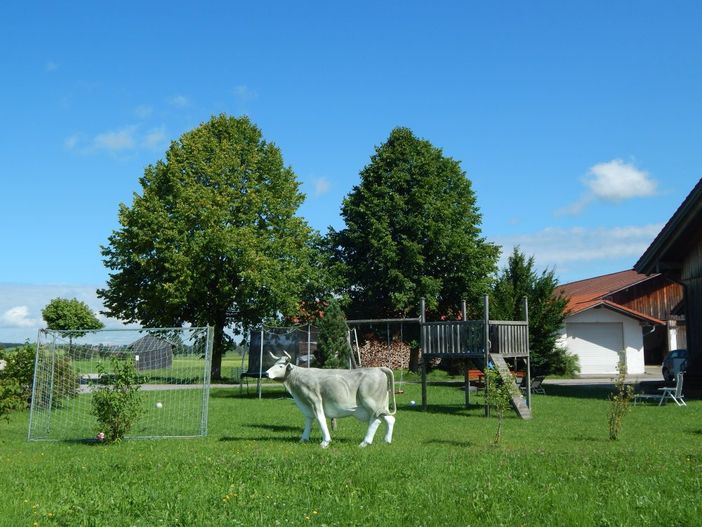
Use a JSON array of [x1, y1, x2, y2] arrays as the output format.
[[566, 322, 624, 375]]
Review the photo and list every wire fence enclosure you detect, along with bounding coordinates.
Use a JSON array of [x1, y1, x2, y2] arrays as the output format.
[[28, 327, 213, 442]]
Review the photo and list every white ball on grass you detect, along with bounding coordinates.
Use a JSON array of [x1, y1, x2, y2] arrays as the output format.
[[409, 400, 416, 406], [156, 402, 163, 409]]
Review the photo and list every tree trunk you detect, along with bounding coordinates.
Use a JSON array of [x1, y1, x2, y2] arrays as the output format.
[[210, 324, 225, 381]]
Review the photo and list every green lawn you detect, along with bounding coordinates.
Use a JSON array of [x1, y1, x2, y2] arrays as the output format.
[[1, 382, 701, 526]]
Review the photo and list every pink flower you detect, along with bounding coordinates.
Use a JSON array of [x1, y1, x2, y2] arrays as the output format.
[[96, 432, 105, 442]]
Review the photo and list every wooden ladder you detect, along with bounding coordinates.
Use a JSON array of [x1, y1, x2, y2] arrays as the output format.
[[489, 353, 532, 420]]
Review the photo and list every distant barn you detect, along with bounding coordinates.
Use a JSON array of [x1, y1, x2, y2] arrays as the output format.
[[129, 334, 174, 371]]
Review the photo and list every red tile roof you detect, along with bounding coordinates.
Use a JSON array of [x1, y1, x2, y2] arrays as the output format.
[[558, 270, 664, 325]]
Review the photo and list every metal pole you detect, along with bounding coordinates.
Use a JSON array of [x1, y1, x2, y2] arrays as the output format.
[[420, 297, 427, 410], [523, 296, 532, 409], [462, 299, 469, 407], [484, 295, 490, 417], [27, 330, 46, 440], [258, 327, 264, 399], [201, 326, 214, 436], [307, 323, 311, 368]]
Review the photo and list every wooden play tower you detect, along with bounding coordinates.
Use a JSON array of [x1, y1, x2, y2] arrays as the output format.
[[420, 295, 532, 419]]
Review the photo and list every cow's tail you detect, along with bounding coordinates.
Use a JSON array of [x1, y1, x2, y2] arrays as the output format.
[[381, 367, 397, 415]]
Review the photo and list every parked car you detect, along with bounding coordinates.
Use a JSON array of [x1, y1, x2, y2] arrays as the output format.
[[662, 349, 688, 383]]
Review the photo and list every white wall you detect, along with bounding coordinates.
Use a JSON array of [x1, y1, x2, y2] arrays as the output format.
[[557, 307, 645, 375]]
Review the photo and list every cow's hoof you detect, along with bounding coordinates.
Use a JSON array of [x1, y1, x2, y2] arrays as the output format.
[[359, 441, 370, 448], [320, 441, 330, 449]]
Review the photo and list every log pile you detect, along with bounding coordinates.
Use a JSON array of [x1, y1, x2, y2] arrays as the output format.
[[357, 338, 410, 370]]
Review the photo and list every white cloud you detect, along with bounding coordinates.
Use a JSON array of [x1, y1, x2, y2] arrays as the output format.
[[559, 159, 657, 215], [0, 306, 39, 328], [134, 104, 153, 119], [142, 126, 167, 149], [234, 85, 258, 103], [92, 126, 137, 152], [66, 125, 170, 154], [313, 177, 331, 197], [492, 223, 663, 277], [168, 95, 189, 108], [45, 61, 59, 72], [64, 133, 80, 150], [585, 159, 657, 201]]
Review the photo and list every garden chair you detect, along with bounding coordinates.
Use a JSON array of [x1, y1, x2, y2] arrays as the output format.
[[520, 375, 546, 395], [633, 387, 662, 406], [657, 372, 686, 406]]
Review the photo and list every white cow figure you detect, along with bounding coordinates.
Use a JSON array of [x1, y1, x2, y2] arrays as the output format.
[[265, 352, 396, 448]]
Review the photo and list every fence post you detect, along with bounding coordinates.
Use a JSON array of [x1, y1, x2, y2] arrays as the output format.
[[420, 297, 427, 410], [523, 296, 532, 409], [483, 295, 490, 417], [258, 327, 264, 399]]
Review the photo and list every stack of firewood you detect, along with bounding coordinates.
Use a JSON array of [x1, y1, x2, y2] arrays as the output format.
[[357, 338, 410, 369]]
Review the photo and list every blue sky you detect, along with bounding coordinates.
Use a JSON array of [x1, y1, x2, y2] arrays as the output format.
[[2, 1, 702, 341]]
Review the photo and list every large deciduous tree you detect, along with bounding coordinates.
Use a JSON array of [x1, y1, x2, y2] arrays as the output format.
[[490, 248, 575, 375], [99, 114, 316, 379], [333, 127, 499, 319]]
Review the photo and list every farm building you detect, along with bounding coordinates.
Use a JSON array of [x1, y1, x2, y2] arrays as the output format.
[[636, 177, 702, 387], [557, 270, 683, 375], [129, 334, 174, 371]]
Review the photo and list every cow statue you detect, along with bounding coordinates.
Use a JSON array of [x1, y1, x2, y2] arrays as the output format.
[[265, 351, 396, 448]]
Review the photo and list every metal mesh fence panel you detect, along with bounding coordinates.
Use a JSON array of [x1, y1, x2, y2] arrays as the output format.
[[246, 325, 318, 376], [28, 326, 213, 441]]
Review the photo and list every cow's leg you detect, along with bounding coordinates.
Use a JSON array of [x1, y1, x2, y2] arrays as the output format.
[[382, 415, 395, 444], [359, 417, 383, 447], [313, 407, 332, 448], [300, 415, 313, 443]]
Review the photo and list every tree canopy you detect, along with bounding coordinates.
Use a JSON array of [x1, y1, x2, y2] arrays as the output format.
[[332, 127, 499, 319], [490, 248, 575, 375], [98, 114, 317, 379], [41, 297, 104, 334]]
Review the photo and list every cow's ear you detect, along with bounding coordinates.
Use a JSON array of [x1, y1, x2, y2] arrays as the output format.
[[286, 363, 293, 372]]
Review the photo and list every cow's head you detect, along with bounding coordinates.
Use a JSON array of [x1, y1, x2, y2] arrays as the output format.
[[265, 351, 292, 380]]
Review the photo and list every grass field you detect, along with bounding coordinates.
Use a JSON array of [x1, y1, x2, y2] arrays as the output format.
[[2, 381, 702, 526]]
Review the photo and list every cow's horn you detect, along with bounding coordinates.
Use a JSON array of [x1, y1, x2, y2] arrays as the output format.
[[269, 351, 279, 360], [283, 350, 292, 359]]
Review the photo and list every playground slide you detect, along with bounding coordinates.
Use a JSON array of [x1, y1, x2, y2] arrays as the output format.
[[488, 353, 532, 420]]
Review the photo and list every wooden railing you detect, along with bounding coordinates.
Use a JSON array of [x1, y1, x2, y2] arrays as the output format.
[[489, 321, 529, 357], [421, 320, 528, 357]]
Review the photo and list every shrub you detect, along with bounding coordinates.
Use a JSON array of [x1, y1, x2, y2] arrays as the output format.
[[91, 356, 144, 443], [549, 347, 581, 377], [485, 366, 515, 445], [1, 342, 79, 411], [0, 343, 35, 403], [608, 358, 634, 440], [0, 378, 23, 422]]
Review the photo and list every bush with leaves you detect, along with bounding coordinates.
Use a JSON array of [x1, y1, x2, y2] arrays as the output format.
[[485, 367, 516, 445], [608, 359, 634, 441], [0, 378, 22, 422], [0, 342, 79, 413], [91, 357, 144, 443], [0, 343, 34, 399]]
